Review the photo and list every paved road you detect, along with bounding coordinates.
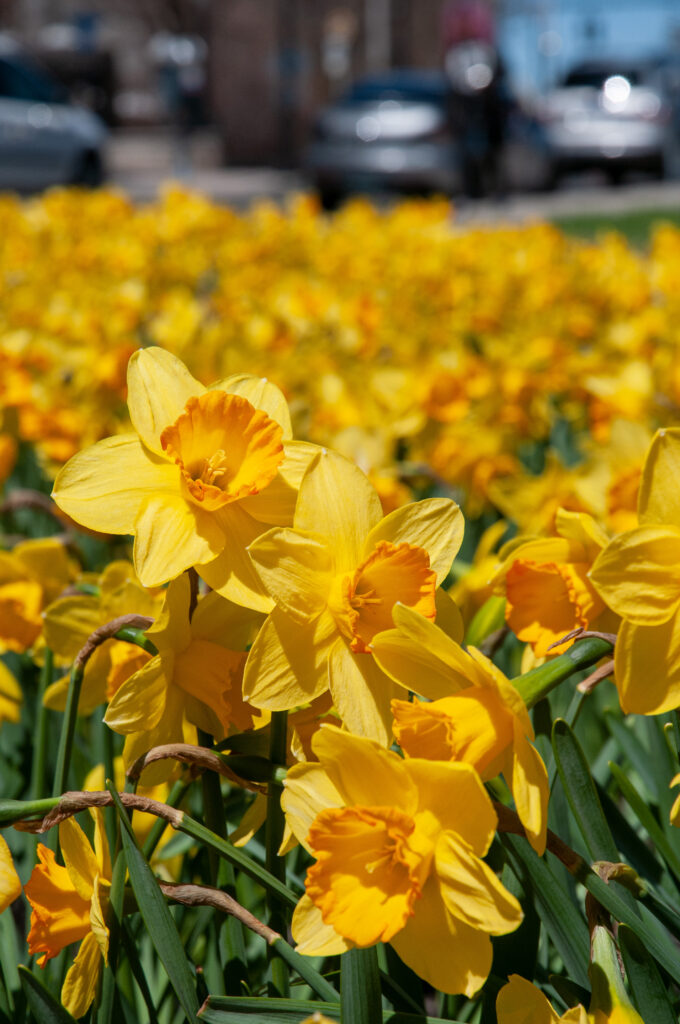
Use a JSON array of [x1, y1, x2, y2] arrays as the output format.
[[107, 129, 680, 221]]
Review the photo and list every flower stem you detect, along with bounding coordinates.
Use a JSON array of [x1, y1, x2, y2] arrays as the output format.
[[512, 636, 613, 709], [266, 710, 290, 998], [31, 648, 53, 802]]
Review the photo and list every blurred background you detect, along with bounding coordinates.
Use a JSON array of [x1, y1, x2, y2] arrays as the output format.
[[2, 0, 680, 210]]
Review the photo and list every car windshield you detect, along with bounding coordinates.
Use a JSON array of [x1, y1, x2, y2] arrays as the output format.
[[563, 66, 643, 88], [0, 56, 69, 104], [344, 76, 446, 106]]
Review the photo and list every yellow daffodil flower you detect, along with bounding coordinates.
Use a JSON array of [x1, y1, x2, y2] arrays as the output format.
[[25, 811, 111, 1019], [282, 724, 522, 996], [0, 538, 76, 653], [42, 560, 162, 714], [52, 347, 318, 610], [0, 834, 20, 912], [495, 509, 612, 657], [496, 973, 644, 1024], [590, 427, 680, 714], [372, 604, 548, 855], [244, 448, 464, 744], [104, 571, 266, 782]]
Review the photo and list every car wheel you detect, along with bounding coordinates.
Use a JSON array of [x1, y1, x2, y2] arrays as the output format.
[[318, 186, 345, 212], [72, 150, 105, 188]]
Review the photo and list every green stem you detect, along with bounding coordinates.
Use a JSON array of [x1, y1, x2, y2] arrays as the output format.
[[31, 648, 53, 801], [512, 636, 613, 709], [266, 711, 290, 998], [340, 946, 382, 1024], [52, 661, 84, 797]]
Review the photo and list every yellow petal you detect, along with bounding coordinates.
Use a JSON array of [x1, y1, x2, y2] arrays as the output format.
[[248, 528, 333, 623], [59, 817, 97, 902], [294, 449, 383, 572], [0, 834, 21, 912], [42, 596, 101, 661], [146, 573, 192, 653], [134, 493, 225, 588], [127, 347, 204, 455], [638, 426, 680, 526], [104, 655, 168, 733], [589, 525, 680, 625], [291, 892, 352, 956], [213, 373, 293, 439], [239, 441, 320, 527], [435, 587, 465, 643], [390, 877, 492, 996], [371, 627, 460, 700], [328, 638, 396, 745], [496, 974, 561, 1024], [405, 759, 497, 855], [282, 762, 344, 852], [92, 808, 112, 882], [554, 509, 609, 555], [311, 723, 417, 815], [0, 661, 21, 725], [61, 931, 102, 1019], [511, 722, 549, 856], [53, 435, 178, 535], [231, 793, 268, 848], [243, 606, 336, 710], [90, 875, 110, 961], [364, 498, 464, 585], [436, 831, 522, 934], [191, 590, 263, 650], [614, 615, 680, 715], [196, 503, 274, 612]]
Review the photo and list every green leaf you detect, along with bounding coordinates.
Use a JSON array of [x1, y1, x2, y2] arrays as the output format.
[[609, 761, 680, 879], [341, 946, 382, 1024], [552, 718, 619, 862], [107, 784, 200, 1022], [500, 833, 590, 988], [513, 636, 613, 710], [199, 995, 459, 1023], [18, 966, 77, 1024], [618, 924, 677, 1024], [269, 936, 339, 1002], [605, 713, 658, 796]]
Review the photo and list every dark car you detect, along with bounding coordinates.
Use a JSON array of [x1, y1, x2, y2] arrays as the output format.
[[306, 70, 461, 208]]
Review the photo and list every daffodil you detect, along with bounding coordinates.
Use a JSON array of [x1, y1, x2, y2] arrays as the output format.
[[282, 724, 522, 995], [42, 560, 162, 714], [590, 427, 680, 714], [495, 509, 612, 658], [52, 347, 318, 610], [25, 811, 111, 1019], [0, 834, 20, 912], [104, 571, 267, 782], [372, 604, 548, 854], [0, 538, 76, 653], [0, 660, 21, 728], [496, 974, 644, 1024], [244, 448, 464, 744]]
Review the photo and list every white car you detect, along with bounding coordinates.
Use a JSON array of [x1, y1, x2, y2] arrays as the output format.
[[542, 61, 672, 184], [0, 38, 106, 191]]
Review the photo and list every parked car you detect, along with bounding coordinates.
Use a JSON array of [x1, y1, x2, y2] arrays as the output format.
[[541, 60, 673, 184], [0, 37, 107, 192], [305, 70, 461, 208]]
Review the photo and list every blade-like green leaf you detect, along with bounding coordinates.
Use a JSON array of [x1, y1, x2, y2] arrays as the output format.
[[605, 713, 657, 796], [341, 946, 382, 1024], [270, 936, 339, 1002], [500, 833, 590, 988], [108, 784, 199, 1022], [199, 995, 459, 1023], [552, 718, 619, 862], [18, 966, 77, 1024], [618, 924, 677, 1024], [609, 762, 680, 879]]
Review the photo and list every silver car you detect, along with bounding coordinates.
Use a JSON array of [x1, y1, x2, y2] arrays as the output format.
[[0, 38, 106, 192], [306, 70, 460, 208], [543, 61, 672, 184]]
